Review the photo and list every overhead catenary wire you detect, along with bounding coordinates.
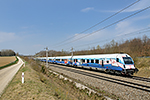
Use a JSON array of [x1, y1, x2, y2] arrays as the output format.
[[79, 0, 141, 34], [52, 0, 141, 47], [74, 27, 150, 48], [64, 27, 150, 50], [56, 5, 150, 49], [71, 33, 150, 52]]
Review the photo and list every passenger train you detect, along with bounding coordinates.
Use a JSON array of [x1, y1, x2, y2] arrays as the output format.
[[37, 53, 138, 75]]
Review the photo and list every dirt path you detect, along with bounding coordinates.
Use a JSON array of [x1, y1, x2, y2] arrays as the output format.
[[0, 57, 24, 96]]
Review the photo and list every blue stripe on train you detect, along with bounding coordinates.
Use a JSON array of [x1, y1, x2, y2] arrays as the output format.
[[81, 63, 123, 71]]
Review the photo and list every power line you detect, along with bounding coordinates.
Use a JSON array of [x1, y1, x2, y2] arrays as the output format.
[[74, 33, 150, 52], [53, 0, 141, 47], [63, 5, 150, 45], [76, 27, 150, 47], [64, 27, 150, 50]]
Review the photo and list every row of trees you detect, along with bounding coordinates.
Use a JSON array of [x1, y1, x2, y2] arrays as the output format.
[[36, 50, 70, 57], [36, 35, 150, 58], [0, 49, 16, 56]]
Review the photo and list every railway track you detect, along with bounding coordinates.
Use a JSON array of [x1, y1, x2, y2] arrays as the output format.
[[131, 76, 150, 82], [48, 63, 150, 93], [49, 63, 150, 83]]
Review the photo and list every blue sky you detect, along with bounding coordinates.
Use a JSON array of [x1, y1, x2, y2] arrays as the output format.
[[0, 0, 150, 55]]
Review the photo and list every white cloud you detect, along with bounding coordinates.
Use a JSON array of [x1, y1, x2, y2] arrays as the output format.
[[115, 20, 139, 37], [99, 0, 150, 13], [115, 21, 131, 31], [65, 29, 115, 51], [131, 15, 150, 21], [124, 0, 150, 12], [71, 30, 107, 44], [0, 32, 17, 43], [115, 12, 150, 36], [81, 7, 94, 12]]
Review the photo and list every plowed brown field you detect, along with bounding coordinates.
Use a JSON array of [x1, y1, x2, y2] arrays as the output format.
[[0, 56, 16, 67]]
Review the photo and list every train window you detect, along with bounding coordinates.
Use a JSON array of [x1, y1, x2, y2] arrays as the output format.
[[87, 59, 89, 63], [62, 59, 64, 61], [107, 61, 109, 63], [123, 57, 133, 64], [83, 59, 85, 63], [91, 59, 94, 63], [76, 59, 78, 62], [102, 60, 104, 66], [95, 59, 99, 64], [116, 58, 119, 62], [74, 59, 78, 62]]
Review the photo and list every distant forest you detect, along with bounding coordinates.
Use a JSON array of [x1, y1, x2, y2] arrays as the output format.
[[36, 35, 150, 58], [0, 49, 16, 56]]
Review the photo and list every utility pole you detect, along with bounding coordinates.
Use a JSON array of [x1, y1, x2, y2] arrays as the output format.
[[71, 47, 73, 65], [45, 47, 48, 68], [71, 47, 73, 58]]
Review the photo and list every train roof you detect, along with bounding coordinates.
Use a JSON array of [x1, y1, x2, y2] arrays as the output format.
[[55, 53, 130, 59], [72, 53, 130, 58], [37, 53, 131, 59]]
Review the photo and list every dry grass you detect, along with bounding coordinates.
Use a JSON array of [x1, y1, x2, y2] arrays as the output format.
[[134, 67, 150, 78], [133, 57, 150, 78], [0, 63, 55, 100], [0, 56, 16, 67], [0, 57, 105, 100]]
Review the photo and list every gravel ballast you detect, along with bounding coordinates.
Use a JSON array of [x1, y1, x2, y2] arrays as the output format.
[[48, 64, 150, 100]]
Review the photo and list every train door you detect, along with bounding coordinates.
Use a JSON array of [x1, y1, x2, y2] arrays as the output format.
[[70, 56, 73, 65], [102, 60, 104, 67], [80, 59, 83, 64]]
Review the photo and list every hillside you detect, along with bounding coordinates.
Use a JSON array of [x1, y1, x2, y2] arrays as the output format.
[[0, 57, 108, 100]]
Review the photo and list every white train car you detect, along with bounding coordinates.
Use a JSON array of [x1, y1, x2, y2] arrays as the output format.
[[38, 53, 138, 75]]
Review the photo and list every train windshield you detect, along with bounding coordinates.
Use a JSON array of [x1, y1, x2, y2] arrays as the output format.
[[123, 57, 133, 64]]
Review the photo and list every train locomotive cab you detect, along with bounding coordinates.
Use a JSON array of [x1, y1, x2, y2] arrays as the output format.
[[121, 55, 136, 75]]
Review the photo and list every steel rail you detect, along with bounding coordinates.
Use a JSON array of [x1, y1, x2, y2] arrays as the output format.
[[49, 64, 150, 92]]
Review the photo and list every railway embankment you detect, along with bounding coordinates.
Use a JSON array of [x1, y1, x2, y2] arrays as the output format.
[[0, 57, 107, 100], [48, 63, 150, 100], [133, 57, 150, 78], [1, 57, 149, 100]]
